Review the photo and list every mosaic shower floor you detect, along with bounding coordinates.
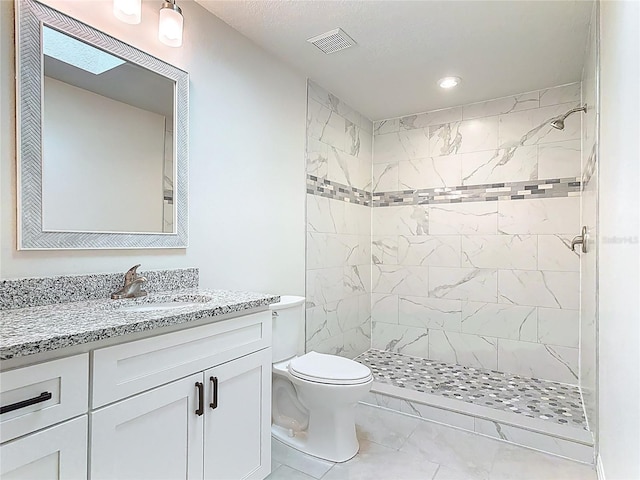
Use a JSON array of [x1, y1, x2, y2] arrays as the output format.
[[355, 349, 589, 431]]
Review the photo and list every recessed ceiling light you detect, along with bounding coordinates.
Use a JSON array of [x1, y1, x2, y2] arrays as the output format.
[[438, 76, 461, 89]]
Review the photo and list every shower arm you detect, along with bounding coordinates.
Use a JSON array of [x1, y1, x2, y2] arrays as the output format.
[[563, 105, 587, 118]]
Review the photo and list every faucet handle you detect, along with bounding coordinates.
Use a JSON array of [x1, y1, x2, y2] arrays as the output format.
[[570, 227, 588, 254], [124, 264, 142, 284]]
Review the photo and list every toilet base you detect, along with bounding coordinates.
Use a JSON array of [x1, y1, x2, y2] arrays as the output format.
[[271, 354, 372, 463], [271, 423, 359, 463]]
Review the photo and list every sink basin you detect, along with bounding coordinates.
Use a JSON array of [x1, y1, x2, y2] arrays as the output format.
[[107, 293, 213, 313], [118, 302, 204, 313]]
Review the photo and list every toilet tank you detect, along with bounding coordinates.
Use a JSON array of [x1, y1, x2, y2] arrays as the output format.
[[270, 295, 305, 362]]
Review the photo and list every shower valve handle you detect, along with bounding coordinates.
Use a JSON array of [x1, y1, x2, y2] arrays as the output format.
[[571, 226, 588, 254]]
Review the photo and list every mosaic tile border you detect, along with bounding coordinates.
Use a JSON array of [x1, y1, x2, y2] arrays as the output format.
[[0, 268, 199, 310], [306, 175, 371, 206], [355, 349, 588, 431], [372, 177, 581, 207], [307, 175, 580, 207]]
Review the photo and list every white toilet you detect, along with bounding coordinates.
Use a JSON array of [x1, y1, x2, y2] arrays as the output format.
[[270, 296, 373, 463]]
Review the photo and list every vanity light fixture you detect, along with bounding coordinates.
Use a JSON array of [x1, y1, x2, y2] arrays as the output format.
[[113, 0, 141, 24], [438, 76, 461, 89], [159, 0, 184, 48]]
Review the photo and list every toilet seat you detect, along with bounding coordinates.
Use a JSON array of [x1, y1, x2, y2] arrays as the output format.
[[288, 351, 373, 385]]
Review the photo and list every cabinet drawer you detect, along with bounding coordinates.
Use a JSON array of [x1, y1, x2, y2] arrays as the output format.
[[93, 310, 271, 408], [0, 415, 88, 479], [0, 354, 89, 443]]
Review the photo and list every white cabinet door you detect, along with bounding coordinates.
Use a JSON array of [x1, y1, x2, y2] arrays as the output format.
[[0, 415, 88, 480], [203, 349, 271, 480], [90, 373, 204, 480]]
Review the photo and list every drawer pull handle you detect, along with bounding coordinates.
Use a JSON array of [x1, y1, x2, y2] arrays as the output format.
[[195, 382, 204, 416], [209, 376, 218, 410], [1, 391, 52, 415]]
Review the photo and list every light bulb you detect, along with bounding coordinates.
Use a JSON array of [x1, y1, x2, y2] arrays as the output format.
[[113, 0, 141, 24], [159, 1, 183, 47]]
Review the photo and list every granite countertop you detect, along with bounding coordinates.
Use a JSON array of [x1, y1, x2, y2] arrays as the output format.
[[0, 289, 279, 360]]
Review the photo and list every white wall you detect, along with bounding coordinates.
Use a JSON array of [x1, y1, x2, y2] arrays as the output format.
[[598, 0, 640, 478], [43, 76, 165, 233], [0, 0, 306, 296]]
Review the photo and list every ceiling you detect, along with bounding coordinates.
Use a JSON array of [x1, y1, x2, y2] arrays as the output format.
[[196, 0, 594, 121], [45, 57, 174, 119]]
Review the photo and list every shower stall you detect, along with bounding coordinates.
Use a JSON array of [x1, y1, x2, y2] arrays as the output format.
[[304, 4, 599, 464]]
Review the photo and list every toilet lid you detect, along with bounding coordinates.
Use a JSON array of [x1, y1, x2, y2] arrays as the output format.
[[288, 351, 372, 385]]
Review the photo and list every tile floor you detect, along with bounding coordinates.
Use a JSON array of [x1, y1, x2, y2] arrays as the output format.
[[356, 349, 588, 430], [267, 403, 597, 480]]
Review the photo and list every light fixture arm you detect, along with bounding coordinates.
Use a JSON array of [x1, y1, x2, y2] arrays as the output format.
[[161, 0, 182, 15]]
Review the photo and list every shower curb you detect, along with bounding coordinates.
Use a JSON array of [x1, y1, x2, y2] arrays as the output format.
[[362, 383, 595, 464]]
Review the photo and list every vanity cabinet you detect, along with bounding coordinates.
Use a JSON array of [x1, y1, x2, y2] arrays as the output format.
[[91, 349, 271, 480], [0, 309, 272, 480]]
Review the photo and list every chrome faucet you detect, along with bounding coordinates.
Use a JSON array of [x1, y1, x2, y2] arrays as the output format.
[[111, 264, 148, 299]]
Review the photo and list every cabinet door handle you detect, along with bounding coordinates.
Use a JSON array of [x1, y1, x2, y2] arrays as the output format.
[[209, 376, 218, 410], [195, 382, 204, 416], [1, 391, 52, 415]]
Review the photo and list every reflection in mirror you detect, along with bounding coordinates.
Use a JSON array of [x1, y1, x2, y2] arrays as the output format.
[[42, 26, 176, 234], [16, 0, 188, 249]]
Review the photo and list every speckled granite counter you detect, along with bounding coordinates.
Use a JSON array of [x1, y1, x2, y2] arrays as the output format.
[[0, 289, 279, 360]]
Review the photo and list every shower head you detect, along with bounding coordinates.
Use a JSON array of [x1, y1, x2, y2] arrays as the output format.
[[550, 105, 587, 130]]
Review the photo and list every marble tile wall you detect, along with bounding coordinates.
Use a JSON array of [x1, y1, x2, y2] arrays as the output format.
[[305, 80, 373, 358], [370, 83, 583, 384], [580, 4, 598, 434]]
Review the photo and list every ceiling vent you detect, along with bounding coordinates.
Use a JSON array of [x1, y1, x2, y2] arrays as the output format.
[[307, 28, 356, 54]]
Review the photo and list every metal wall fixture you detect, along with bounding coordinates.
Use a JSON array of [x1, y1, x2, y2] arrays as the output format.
[[571, 226, 589, 253], [550, 105, 587, 130], [113, 0, 184, 48]]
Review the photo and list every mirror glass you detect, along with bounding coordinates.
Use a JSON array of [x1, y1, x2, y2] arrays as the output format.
[[16, 0, 188, 250], [42, 26, 176, 234]]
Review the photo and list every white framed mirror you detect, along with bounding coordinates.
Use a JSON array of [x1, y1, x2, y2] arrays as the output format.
[[16, 0, 189, 249]]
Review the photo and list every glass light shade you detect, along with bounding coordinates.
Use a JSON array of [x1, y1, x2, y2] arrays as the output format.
[[113, 0, 141, 24], [159, 4, 183, 48]]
